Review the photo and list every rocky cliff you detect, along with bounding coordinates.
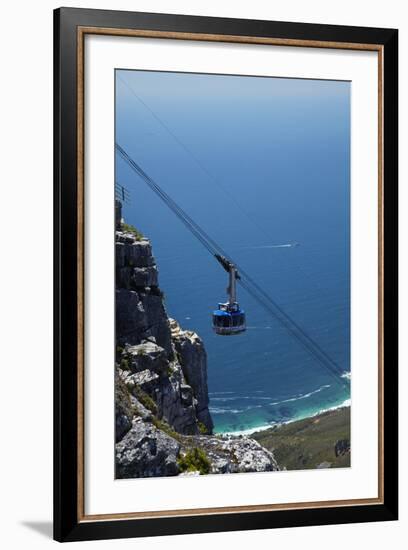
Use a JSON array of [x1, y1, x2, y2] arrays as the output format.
[[115, 210, 278, 478]]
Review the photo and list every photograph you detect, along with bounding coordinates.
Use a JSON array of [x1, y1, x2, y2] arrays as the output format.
[[51, 5, 397, 542], [0, 0, 401, 546], [114, 68, 351, 478]]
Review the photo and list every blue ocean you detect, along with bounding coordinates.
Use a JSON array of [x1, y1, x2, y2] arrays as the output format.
[[116, 70, 351, 434]]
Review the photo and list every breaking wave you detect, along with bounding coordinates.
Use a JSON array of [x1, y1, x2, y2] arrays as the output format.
[[268, 384, 331, 406], [209, 384, 332, 415]]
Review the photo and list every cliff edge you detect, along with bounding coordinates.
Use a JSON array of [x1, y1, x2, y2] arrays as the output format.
[[115, 209, 278, 478]]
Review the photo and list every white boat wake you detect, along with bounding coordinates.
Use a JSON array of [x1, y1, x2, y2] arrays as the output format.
[[244, 242, 299, 249]]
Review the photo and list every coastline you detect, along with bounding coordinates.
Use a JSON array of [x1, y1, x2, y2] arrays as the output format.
[[216, 398, 351, 437]]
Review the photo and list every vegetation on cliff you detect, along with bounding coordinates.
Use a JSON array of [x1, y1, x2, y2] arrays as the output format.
[[121, 222, 144, 241], [177, 448, 211, 475]]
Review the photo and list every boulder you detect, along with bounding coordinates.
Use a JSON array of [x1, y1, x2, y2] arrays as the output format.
[[179, 434, 279, 474], [126, 342, 168, 374], [317, 461, 332, 469], [124, 369, 160, 395], [116, 420, 180, 478], [335, 439, 350, 457], [220, 436, 279, 473]]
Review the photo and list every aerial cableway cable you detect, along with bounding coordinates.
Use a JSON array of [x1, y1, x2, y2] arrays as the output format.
[[238, 279, 348, 388], [116, 143, 349, 390], [117, 74, 275, 247], [116, 144, 224, 257], [120, 74, 339, 328], [233, 266, 347, 383]]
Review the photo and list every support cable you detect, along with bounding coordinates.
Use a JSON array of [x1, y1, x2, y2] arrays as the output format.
[[116, 143, 349, 389]]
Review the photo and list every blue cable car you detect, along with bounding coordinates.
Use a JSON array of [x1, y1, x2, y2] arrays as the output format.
[[213, 303, 246, 335], [212, 255, 246, 335]]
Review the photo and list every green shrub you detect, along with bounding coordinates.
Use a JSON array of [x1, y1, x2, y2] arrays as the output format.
[[122, 223, 144, 241], [167, 364, 176, 377], [152, 417, 181, 442], [177, 448, 211, 475], [134, 386, 157, 414], [115, 374, 133, 419], [197, 422, 208, 435], [120, 357, 130, 371]]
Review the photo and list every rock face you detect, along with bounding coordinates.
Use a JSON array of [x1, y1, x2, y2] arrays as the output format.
[[170, 319, 214, 433], [115, 226, 213, 439], [334, 439, 350, 457], [116, 233, 172, 354], [115, 218, 278, 478], [115, 422, 278, 478], [178, 433, 279, 475], [116, 419, 180, 478]]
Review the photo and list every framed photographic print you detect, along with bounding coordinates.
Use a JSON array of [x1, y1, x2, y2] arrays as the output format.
[[54, 7, 398, 542]]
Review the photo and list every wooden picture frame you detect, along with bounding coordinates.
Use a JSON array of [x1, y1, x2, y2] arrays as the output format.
[[54, 7, 398, 542]]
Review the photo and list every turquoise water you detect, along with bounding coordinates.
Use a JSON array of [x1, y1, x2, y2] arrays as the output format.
[[116, 70, 351, 433]]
